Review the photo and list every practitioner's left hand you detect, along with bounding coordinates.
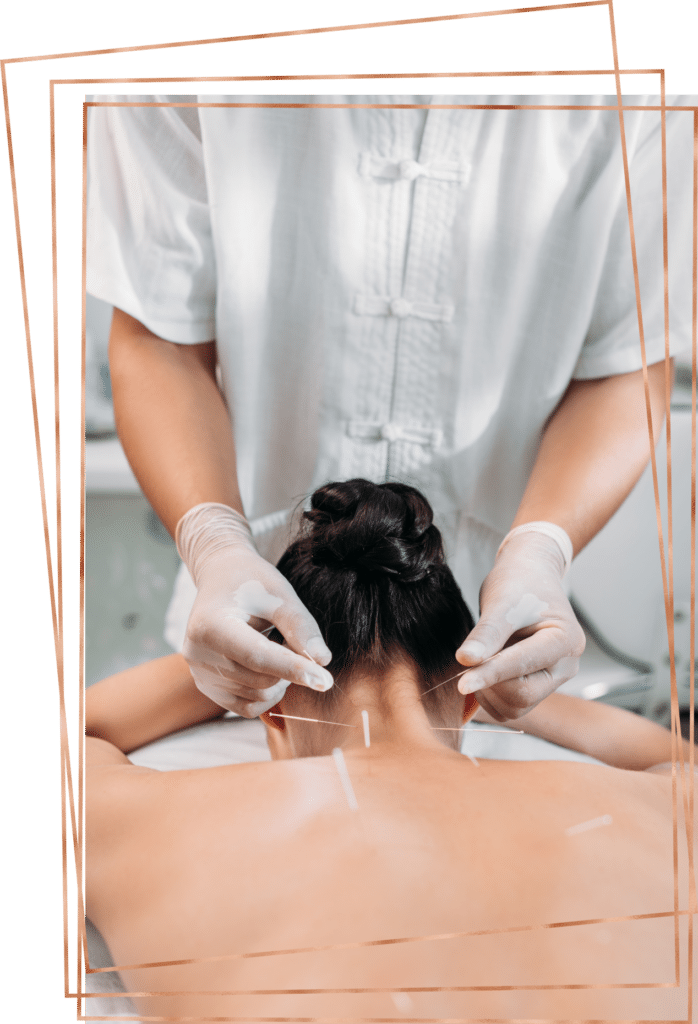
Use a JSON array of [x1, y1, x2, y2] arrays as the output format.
[[455, 530, 586, 721]]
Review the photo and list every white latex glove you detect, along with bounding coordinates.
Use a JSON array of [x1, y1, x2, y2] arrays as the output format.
[[455, 526, 586, 721], [177, 503, 333, 717]]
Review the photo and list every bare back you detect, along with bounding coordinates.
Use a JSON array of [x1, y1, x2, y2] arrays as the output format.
[[86, 746, 689, 1020]]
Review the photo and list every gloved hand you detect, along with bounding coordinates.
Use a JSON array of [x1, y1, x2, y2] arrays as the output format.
[[455, 524, 585, 721], [176, 503, 333, 717]]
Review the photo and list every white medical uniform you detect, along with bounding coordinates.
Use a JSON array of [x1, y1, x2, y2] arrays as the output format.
[[87, 94, 693, 631]]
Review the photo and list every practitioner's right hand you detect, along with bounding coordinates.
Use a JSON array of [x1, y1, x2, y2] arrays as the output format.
[[176, 503, 333, 717]]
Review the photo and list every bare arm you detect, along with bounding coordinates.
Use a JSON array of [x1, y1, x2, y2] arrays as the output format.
[[513, 361, 669, 555], [109, 308, 333, 717], [474, 693, 692, 771], [458, 361, 671, 720], [109, 308, 243, 536], [86, 654, 224, 756]]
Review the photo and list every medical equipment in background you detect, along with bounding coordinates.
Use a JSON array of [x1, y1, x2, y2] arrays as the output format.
[[84, 297, 696, 716]]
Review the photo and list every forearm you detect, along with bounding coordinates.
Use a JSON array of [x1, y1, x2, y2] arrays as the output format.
[[512, 361, 669, 555], [85, 654, 225, 753], [475, 692, 691, 770], [109, 308, 243, 536]]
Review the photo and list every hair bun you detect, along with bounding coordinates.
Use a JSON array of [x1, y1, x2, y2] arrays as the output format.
[[304, 479, 443, 584]]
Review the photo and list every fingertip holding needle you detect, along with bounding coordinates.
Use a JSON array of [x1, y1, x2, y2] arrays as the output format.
[[421, 668, 468, 698], [422, 664, 488, 698], [300, 648, 333, 692], [303, 646, 346, 696]]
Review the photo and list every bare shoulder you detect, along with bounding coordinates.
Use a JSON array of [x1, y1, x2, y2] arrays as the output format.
[[86, 753, 162, 846], [86, 754, 325, 831], [553, 757, 677, 795], [485, 757, 676, 824]]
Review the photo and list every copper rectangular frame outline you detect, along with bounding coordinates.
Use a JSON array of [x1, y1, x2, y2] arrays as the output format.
[[1, 2, 691, 1015], [35, 61, 698, 1024], [44, 83, 698, 1019], [4, 1, 612, 66], [34, 74, 698, 1024], [72, 88, 695, 1024]]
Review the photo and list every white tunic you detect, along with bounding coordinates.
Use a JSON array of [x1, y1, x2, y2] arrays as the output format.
[[87, 95, 693, 612]]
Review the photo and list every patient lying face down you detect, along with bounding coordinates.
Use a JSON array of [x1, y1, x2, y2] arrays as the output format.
[[85, 479, 693, 1021]]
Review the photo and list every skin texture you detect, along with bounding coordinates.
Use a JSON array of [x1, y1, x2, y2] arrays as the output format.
[[510, 363, 669, 555], [108, 309, 243, 535], [86, 654, 695, 1020]]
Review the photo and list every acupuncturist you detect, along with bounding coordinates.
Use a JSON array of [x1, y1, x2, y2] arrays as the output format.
[[87, 94, 692, 721]]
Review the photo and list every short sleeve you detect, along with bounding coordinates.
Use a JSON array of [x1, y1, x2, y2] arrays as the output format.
[[573, 100, 694, 380], [87, 97, 216, 343]]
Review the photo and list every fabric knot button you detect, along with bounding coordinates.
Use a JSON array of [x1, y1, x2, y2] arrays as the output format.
[[389, 297, 412, 318], [380, 423, 401, 442], [398, 159, 424, 181]]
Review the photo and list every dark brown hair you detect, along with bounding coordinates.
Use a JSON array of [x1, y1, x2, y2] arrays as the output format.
[[274, 479, 474, 701]]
